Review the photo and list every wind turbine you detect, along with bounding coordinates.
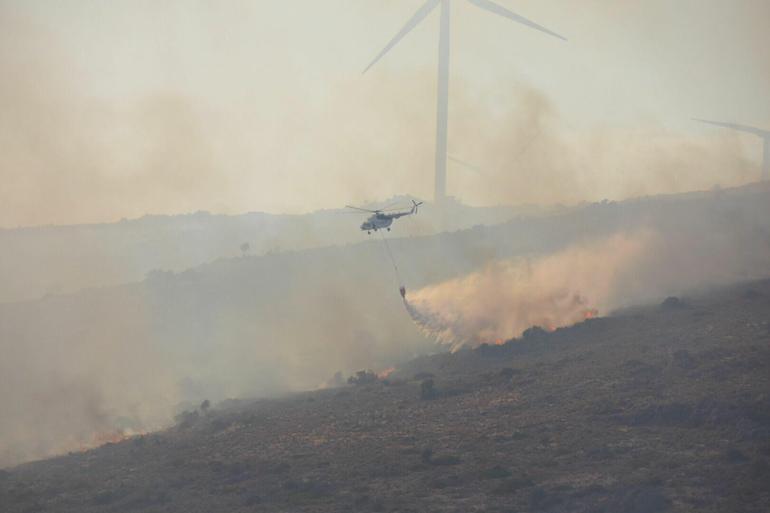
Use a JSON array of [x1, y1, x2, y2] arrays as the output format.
[[694, 119, 770, 182], [363, 0, 565, 204]]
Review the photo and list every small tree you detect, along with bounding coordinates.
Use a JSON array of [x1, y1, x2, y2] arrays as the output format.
[[240, 242, 251, 256]]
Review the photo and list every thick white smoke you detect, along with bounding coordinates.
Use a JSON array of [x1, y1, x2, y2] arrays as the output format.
[[403, 232, 651, 351]]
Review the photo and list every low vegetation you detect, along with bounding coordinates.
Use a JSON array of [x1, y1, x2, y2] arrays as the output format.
[[1, 280, 768, 512]]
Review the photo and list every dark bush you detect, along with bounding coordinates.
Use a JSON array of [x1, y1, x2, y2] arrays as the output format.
[[627, 403, 695, 427], [604, 485, 669, 513], [742, 288, 764, 300], [672, 350, 696, 369], [529, 486, 565, 511], [348, 370, 378, 386], [211, 417, 235, 432], [123, 489, 170, 509], [429, 454, 461, 466], [174, 410, 200, 429], [493, 476, 534, 494], [420, 379, 437, 400], [590, 399, 622, 415], [724, 447, 748, 463], [243, 493, 262, 506], [259, 460, 291, 475], [353, 494, 370, 507], [481, 465, 512, 479], [93, 490, 117, 505], [749, 459, 770, 480], [660, 296, 684, 310], [499, 367, 520, 379], [283, 478, 335, 501], [522, 326, 548, 339], [529, 487, 547, 509], [429, 474, 463, 488]]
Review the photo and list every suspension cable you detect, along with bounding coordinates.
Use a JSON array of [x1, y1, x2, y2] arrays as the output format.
[[379, 231, 403, 287]]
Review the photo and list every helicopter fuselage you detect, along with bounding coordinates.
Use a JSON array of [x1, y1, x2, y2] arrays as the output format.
[[361, 213, 394, 232]]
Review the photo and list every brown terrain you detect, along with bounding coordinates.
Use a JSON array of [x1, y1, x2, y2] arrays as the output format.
[[1, 279, 769, 513]]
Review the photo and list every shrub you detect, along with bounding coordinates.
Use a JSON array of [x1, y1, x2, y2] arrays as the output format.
[[93, 490, 117, 505], [499, 367, 520, 379], [604, 484, 670, 513], [749, 459, 770, 480], [493, 476, 535, 495], [283, 478, 335, 501], [672, 350, 696, 369], [660, 296, 684, 309], [429, 454, 461, 466], [348, 370, 378, 386], [724, 447, 748, 463], [522, 326, 548, 339], [529, 486, 566, 511], [429, 474, 463, 488], [420, 379, 437, 400], [481, 466, 512, 479], [174, 410, 200, 429], [243, 493, 262, 506]]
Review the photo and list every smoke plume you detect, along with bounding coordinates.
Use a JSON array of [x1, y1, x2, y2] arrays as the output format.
[[404, 233, 649, 350], [404, 211, 770, 351]]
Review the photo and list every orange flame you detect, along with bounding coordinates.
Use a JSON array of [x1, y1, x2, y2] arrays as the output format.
[[76, 429, 145, 452], [377, 367, 396, 379], [92, 431, 131, 445]]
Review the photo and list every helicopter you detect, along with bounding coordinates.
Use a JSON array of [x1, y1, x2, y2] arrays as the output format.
[[346, 200, 424, 234]]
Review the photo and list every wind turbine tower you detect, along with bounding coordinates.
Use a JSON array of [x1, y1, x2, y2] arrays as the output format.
[[695, 119, 770, 182], [364, 0, 565, 204]]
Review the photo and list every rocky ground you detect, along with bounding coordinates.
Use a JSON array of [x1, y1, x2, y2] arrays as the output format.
[[2, 279, 769, 513]]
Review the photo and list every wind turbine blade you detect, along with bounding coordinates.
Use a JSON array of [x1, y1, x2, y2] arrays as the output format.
[[448, 155, 484, 173], [363, 0, 441, 74], [466, 0, 567, 41], [693, 118, 768, 137]]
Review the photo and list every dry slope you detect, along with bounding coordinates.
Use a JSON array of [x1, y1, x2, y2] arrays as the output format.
[[1, 280, 769, 513]]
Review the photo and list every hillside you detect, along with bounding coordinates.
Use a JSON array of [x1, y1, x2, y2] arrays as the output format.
[[1, 183, 770, 468], [0, 198, 524, 303], [2, 279, 769, 513]]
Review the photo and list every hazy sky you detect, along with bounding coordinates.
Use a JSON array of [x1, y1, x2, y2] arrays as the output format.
[[1, 0, 769, 227]]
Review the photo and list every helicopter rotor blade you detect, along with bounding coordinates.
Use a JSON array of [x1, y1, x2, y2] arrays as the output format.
[[345, 205, 380, 213], [377, 202, 403, 211]]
